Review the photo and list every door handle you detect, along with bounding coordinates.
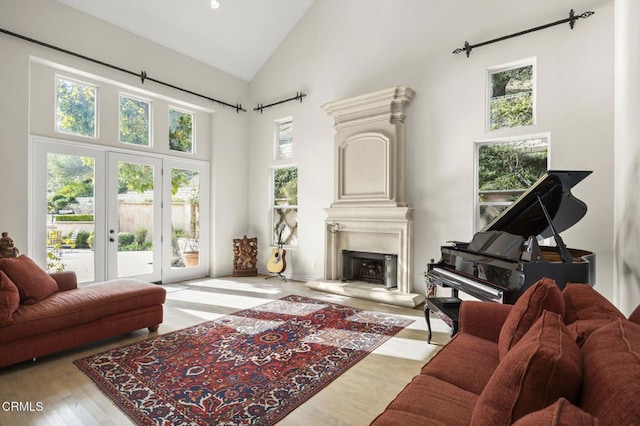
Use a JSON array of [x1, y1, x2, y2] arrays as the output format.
[[110, 237, 115, 243]]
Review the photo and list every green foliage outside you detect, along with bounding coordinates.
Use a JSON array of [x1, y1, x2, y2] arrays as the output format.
[[75, 230, 91, 248], [47, 154, 94, 217], [274, 167, 298, 204], [118, 232, 135, 246], [48, 194, 77, 214], [117, 230, 152, 251], [490, 93, 533, 130], [490, 65, 533, 130], [117, 163, 154, 194], [120, 96, 150, 146], [56, 78, 96, 137], [135, 228, 148, 245], [169, 109, 193, 153], [46, 228, 75, 272], [55, 214, 94, 222], [478, 140, 547, 201]]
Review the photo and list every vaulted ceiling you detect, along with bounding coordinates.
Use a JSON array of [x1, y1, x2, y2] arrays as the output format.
[[56, 0, 315, 81]]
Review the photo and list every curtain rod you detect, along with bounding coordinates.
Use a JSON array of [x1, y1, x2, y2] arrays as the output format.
[[0, 27, 246, 113], [452, 9, 595, 58], [254, 92, 306, 113]]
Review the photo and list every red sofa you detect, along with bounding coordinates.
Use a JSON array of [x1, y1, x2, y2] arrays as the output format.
[[0, 255, 166, 368], [372, 278, 640, 425]]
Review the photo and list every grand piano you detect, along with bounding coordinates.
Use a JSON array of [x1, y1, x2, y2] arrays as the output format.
[[424, 170, 595, 340]]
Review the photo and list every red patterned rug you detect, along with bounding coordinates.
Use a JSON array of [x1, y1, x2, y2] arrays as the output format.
[[74, 295, 413, 425]]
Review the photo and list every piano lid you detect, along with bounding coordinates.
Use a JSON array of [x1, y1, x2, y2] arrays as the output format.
[[482, 170, 592, 239]]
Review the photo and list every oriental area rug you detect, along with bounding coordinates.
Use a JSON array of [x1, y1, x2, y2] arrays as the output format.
[[74, 295, 413, 425]]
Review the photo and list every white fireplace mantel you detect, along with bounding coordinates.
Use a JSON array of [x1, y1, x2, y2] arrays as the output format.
[[306, 86, 424, 308]]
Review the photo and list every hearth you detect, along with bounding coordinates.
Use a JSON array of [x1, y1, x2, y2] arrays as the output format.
[[341, 250, 398, 289]]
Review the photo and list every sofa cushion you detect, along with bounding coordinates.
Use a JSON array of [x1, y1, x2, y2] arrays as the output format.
[[0, 271, 20, 326], [371, 374, 478, 426], [498, 277, 564, 359], [563, 283, 624, 324], [566, 318, 614, 347], [581, 319, 640, 424], [422, 333, 500, 395], [0, 255, 58, 304], [511, 398, 597, 425], [0, 279, 166, 345], [472, 311, 582, 426]]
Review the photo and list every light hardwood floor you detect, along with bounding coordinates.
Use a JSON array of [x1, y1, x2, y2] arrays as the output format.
[[0, 276, 452, 426]]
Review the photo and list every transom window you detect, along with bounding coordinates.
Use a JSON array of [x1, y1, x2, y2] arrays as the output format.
[[169, 108, 195, 153], [488, 60, 535, 131], [475, 135, 549, 231], [119, 94, 151, 147], [275, 118, 293, 160], [55, 76, 98, 138]]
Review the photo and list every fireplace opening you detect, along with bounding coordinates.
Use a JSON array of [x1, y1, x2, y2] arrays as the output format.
[[341, 250, 397, 289]]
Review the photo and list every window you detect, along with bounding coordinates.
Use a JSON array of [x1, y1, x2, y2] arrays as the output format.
[[476, 136, 549, 231], [272, 166, 297, 247], [488, 60, 535, 131], [169, 108, 194, 153], [55, 76, 98, 138], [275, 119, 293, 160], [119, 94, 151, 146]]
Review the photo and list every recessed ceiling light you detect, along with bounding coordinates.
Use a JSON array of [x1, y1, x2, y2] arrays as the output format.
[[210, 0, 220, 9]]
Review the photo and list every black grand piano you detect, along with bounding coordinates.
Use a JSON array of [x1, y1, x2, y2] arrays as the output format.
[[424, 170, 595, 341]]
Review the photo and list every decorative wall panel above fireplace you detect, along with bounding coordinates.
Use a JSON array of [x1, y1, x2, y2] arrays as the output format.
[[322, 86, 415, 207]]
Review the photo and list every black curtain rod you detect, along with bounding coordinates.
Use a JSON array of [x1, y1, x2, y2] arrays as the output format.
[[453, 9, 595, 57], [0, 27, 246, 113], [254, 92, 307, 113]]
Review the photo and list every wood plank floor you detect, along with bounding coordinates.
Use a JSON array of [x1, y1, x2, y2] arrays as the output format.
[[0, 276, 452, 426]]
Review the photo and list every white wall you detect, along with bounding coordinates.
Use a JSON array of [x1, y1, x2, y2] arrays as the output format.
[[614, 0, 640, 315], [249, 0, 616, 299], [0, 0, 250, 276]]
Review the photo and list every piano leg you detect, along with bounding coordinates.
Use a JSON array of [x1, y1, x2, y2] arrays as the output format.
[[424, 295, 461, 343], [424, 303, 432, 343]]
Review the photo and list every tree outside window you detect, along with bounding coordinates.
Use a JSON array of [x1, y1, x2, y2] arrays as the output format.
[[272, 166, 297, 246], [55, 77, 97, 138], [488, 62, 534, 131], [476, 137, 548, 230], [119, 95, 151, 146], [169, 108, 194, 153]]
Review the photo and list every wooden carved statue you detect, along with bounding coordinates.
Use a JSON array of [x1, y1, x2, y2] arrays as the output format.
[[232, 235, 258, 277], [0, 232, 19, 258]]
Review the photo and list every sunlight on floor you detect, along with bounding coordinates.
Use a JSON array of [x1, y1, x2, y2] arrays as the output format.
[[166, 288, 275, 311], [187, 278, 283, 295], [373, 336, 439, 361]]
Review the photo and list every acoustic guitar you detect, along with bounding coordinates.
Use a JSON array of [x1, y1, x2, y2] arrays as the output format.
[[267, 224, 287, 274]]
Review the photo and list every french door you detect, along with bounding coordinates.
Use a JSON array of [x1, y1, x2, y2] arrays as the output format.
[[107, 153, 162, 282], [31, 137, 209, 284]]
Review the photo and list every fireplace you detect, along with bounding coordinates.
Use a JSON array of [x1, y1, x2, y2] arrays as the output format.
[[341, 250, 397, 289], [305, 86, 425, 308]]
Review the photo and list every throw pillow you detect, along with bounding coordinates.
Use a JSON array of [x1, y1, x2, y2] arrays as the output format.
[[0, 271, 20, 326], [563, 283, 624, 324], [581, 319, 640, 425], [472, 311, 582, 426], [498, 277, 564, 359], [511, 398, 597, 425], [0, 255, 58, 304]]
